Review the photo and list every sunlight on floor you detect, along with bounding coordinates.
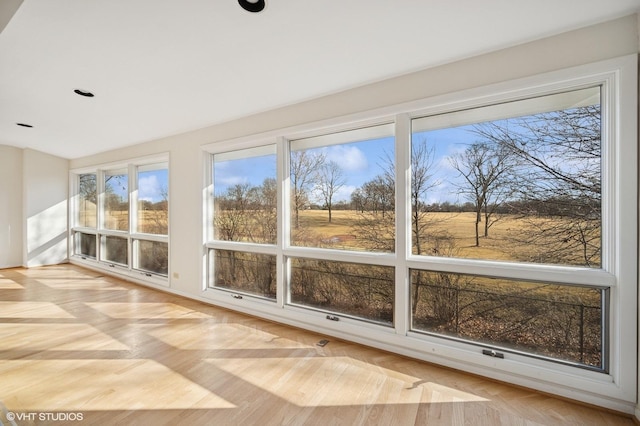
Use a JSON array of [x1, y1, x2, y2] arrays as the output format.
[[85, 302, 213, 319], [40, 278, 130, 291], [208, 356, 489, 407], [139, 322, 314, 351], [0, 360, 236, 411], [0, 301, 75, 318], [0, 278, 22, 289], [0, 324, 130, 351]]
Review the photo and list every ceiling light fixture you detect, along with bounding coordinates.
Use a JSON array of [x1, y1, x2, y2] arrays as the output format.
[[16, 123, 33, 128], [74, 89, 95, 97], [238, 0, 265, 13]]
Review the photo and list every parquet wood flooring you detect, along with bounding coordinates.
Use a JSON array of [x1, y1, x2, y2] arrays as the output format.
[[0, 264, 634, 425]]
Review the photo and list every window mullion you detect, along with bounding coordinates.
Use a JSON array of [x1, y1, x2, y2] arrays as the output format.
[[129, 163, 136, 270], [395, 113, 411, 336], [277, 136, 287, 308]]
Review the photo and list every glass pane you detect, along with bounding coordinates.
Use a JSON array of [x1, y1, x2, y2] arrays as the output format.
[[289, 258, 394, 325], [78, 173, 97, 228], [75, 232, 96, 258], [212, 249, 276, 299], [136, 240, 168, 275], [137, 166, 168, 234], [102, 235, 128, 266], [104, 170, 129, 231], [213, 146, 276, 244], [410, 270, 605, 369], [410, 87, 601, 268], [290, 124, 395, 252]]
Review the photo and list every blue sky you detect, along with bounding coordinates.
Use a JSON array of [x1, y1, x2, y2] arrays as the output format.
[[107, 169, 169, 203], [212, 130, 478, 204]]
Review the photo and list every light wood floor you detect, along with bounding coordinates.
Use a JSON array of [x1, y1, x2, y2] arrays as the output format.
[[0, 264, 634, 426]]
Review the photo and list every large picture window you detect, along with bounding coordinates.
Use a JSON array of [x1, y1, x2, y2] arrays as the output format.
[[202, 57, 636, 409], [410, 87, 601, 267]]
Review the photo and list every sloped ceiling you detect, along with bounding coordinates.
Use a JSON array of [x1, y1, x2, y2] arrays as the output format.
[[0, 0, 639, 159]]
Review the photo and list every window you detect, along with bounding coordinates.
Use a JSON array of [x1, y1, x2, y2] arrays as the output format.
[[70, 157, 169, 281], [213, 146, 277, 244], [289, 124, 395, 252], [410, 270, 606, 369], [202, 56, 636, 408], [74, 232, 96, 259], [103, 169, 129, 231], [290, 257, 394, 324], [410, 87, 601, 267], [137, 166, 169, 235], [211, 249, 276, 298], [102, 235, 128, 266], [78, 173, 97, 228], [207, 145, 277, 299], [408, 87, 608, 371], [73, 173, 98, 259], [134, 164, 169, 276]]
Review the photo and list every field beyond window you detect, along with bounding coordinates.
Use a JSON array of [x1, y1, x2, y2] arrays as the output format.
[[411, 87, 602, 267], [213, 147, 276, 245], [104, 170, 129, 232], [290, 124, 395, 252]]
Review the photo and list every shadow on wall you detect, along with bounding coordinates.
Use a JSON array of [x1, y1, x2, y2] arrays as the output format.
[[26, 200, 67, 267]]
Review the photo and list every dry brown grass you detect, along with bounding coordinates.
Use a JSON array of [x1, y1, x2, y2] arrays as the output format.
[[298, 210, 522, 261], [297, 209, 599, 266]]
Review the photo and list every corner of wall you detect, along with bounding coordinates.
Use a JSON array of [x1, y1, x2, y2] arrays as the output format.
[[22, 149, 70, 268]]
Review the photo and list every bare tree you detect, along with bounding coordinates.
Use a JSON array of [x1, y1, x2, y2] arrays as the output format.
[[410, 141, 439, 256], [473, 105, 601, 266], [315, 161, 346, 223], [450, 142, 513, 246], [290, 150, 325, 228], [215, 183, 252, 241], [409, 141, 444, 313]]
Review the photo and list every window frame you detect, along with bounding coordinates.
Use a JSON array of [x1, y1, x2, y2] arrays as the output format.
[[69, 154, 170, 285], [200, 55, 636, 410]]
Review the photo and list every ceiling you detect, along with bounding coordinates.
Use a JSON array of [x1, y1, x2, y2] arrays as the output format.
[[1, 0, 639, 160]]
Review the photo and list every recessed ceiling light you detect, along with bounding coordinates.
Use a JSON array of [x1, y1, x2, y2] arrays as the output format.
[[16, 123, 33, 128], [238, 0, 265, 13], [74, 89, 94, 97]]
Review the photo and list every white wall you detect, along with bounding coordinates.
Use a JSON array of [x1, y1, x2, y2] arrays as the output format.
[[22, 149, 68, 267], [0, 145, 23, 268], [67, 14, 639, 412]]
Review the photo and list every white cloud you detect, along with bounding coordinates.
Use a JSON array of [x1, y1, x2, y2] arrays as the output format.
[[325, 145, 368, 171], [334, 185, 356, 202], [138, 175, 163, 202]]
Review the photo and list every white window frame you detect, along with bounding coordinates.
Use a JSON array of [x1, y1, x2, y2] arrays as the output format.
[[69, 154, 170, 287], [200, 55, 636, 412]]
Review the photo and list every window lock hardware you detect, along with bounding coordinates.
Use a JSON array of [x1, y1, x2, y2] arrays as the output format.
[[316, 339, 329, 347], [144, 273, 152, 277], [326, 315, 339, 321], [482, 349, 504, 359], [232, 294, 243, 300]]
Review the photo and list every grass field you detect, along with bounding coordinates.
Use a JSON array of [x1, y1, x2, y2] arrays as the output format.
[[295, 209, 587, 264]]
